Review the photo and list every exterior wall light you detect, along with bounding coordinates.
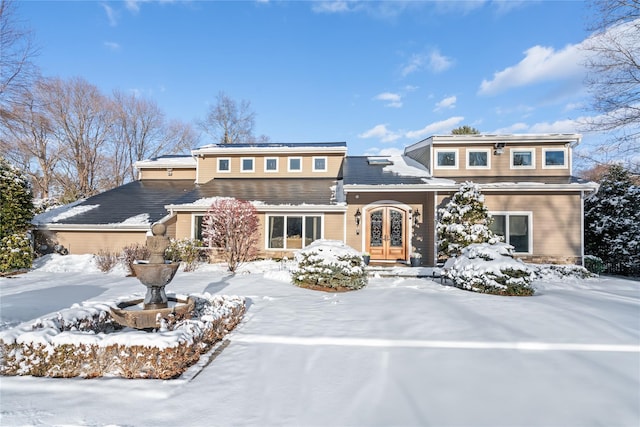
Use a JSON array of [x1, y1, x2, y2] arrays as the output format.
[[354, 208, 362, 235], [413, 208, 421, 226]]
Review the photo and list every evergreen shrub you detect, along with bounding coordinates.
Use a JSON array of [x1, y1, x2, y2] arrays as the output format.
[[446, 243, 535, 296], [583, 255, 606, 275], [292, 240, 367, 291], [166, 238, 207, 272], [0, 233, 33, 272]]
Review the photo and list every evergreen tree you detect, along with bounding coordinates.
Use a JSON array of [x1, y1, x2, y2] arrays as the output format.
[[0, 156, 34, 271], [585, 164, 640, 274], [437, 181, 500, 257], [451, 125, 480, 135]]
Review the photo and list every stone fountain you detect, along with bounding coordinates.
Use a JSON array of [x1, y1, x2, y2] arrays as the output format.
[[110, 223, 194, 329]]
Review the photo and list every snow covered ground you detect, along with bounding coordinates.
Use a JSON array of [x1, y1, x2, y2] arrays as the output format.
[[1, 254, 639, 426]]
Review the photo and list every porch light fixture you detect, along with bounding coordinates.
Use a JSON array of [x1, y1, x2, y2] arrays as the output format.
[[413, 208, 421, 226], [354, 208, 362, 235], [166, 167, 173, 176], [494, 142, 506, 155]]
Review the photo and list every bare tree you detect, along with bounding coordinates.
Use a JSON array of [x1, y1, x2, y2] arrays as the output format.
[[41, 77, 113, 199], [111, 90, 198, 184], [0, 0, 39, 113], [199, 91, 256, 144], [582, 0, 640, 170], [0, 81, 59, 199]]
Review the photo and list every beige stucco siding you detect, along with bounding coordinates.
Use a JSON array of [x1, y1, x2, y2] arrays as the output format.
[[196, 154, 343, 182], [432, 143, 571, 178], [436, 191, 583, 262], [345, 192, 434, 265], [38, 230, 147, 254], [138, 168, 196, 180]]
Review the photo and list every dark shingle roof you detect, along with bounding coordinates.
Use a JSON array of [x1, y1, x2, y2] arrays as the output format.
[[343, 156, 427, 185], [174, 178, 337, 206], [36, 180, 196, 225]]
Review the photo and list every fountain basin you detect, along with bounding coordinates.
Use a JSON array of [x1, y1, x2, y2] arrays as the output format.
[[110, 296, 195, 329], [131, 261, 180, 309]]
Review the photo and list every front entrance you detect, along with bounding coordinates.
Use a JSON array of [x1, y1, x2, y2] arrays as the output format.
[[366, 206, 407, 261]]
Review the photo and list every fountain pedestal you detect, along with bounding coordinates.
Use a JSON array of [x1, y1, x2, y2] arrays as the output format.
[[110, 223, 193, 329]]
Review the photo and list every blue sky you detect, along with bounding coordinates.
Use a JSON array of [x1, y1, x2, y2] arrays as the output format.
[[20, 1, 600, 158]]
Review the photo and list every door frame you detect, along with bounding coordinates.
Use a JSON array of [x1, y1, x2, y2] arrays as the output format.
[[362, 200, 412, 262]]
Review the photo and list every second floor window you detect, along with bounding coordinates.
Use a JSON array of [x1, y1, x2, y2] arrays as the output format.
[[543, 149, 567, 168], [435, 149, 458, 168], [313, 157, 327, 172], [241, 158, 254, 172], [217, 158, 230, 172], [511, 149, 535, 168], [265, 158, 278, 172], [467, 150, 490, 168], [288, 157, 302, 172]]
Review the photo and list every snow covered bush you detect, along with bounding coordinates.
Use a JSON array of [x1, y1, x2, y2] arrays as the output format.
[[202, 198, 260, 272], [0, 157, 35, 272], [291, 240, 367, 291], [446, 243, 535, 296], [166, 238, 207, 272], [94, 250, 119, 272], [585, 164, 640, 276], [0, 294, 246, 379], [121, 243, 150, 276], [584, 255, 606, 275], [437, 181, 501, 257], [0, 233, 33, 272]]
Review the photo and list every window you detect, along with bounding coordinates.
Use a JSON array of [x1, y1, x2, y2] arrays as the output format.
[[467, 149, 490, 169], [511, 149, 535, 169], [435, 149, 458, 169], [265, 157, 278, 172], [241, 157, 254, 172], [313, 157, 327, 172], [217, 158, 230, 173], [543, 148, 567, 168], [267, 215, 322, 249], [489, 213, 532, 253], [288, 157, 302, 172]]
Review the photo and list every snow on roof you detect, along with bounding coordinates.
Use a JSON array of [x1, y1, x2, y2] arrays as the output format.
[[32, 201, 99, 225], [382, 155, 431, 177], [134, 155, 196, 168]]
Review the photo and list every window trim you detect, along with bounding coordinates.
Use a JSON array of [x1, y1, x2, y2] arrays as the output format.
[[510, 148, 536, 169], [489, 211, 533, 254], [217, 157, 231, 173], [288, 156, 302, 172], [241, 157, 255, 173], [542, 147, 568, 169], [466, 148, 491, 169], [264, 157, 279, 173], [434, 148, 459, 169], [265, 213, 324, 250], [312, 156, 328, 172]]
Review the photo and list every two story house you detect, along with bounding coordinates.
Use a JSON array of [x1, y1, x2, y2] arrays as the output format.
[[32, 134, 598, 267]]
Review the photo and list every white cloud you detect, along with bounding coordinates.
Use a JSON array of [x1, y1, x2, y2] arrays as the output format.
[[401, 49, 453, 76], [312, 1, 352, 13], [529, 118, 581, 134], [104, 41, 121, 51], [479, 43, 585, 95], [363, 147, 404, 156], [101, 3, 119, 26], [126, 0, 142, 13], [405, 116, 465, 139], [358, 124, 401, 143], [429, 49, 454, 73], [434, 95, 457, 111], [373, 92, 402, 108], [492, 122, 530, 134]]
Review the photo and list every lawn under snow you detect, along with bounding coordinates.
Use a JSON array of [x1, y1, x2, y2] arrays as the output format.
[[0, 253, 639, 426]]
